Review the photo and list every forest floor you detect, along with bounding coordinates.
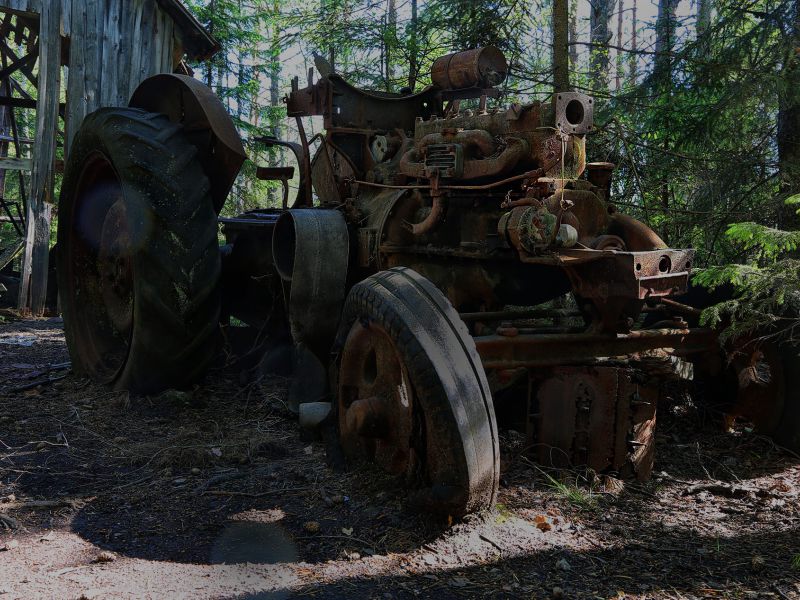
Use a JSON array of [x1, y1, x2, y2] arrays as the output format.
[[0, 317, 799, 599]]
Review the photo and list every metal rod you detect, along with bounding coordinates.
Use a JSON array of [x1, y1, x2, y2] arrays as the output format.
[[474, 327, 718, 370], [459, 308, 582, 322]]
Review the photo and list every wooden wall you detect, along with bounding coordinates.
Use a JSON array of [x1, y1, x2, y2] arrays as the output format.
[[65, 0, 183, 153]]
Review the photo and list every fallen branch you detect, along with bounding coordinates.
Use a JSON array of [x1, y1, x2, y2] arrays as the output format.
[[1, 498, 85, 511], [9, 374, 68, 393], [682, 482, 753, 498], [195, 466, 276, 495], [206, 486, 311, 498], [0, 513, 18, 529]]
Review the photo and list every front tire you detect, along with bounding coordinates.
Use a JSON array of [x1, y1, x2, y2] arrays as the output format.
[[333, 267, 499, 517], [57, 108, 221, 393]]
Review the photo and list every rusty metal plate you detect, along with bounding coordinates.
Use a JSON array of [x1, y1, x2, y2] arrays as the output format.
[[532, 366, 657, 478]]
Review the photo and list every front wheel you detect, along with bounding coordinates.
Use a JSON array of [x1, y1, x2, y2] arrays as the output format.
[[57, 108, 221, 393], [333, 267, 499, 517]]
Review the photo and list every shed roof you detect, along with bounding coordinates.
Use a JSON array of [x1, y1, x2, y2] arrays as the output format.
[[155, 0, 221, 61]]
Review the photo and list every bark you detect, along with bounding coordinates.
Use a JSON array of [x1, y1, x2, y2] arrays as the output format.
[[553, 0, 570, 92], [589, 0, 616, 93], [616, 0, 624, 90], [408, 0, 418, 89], [653, 0, 677, 91], [206, 0, 215, 88], [568, 0, 578, 71], [653, 0, 678, 240], [629, 0, 637, 83], [697, 0, 712, 38], [385, 0, 397, 91], [778, 1, 800, 230]]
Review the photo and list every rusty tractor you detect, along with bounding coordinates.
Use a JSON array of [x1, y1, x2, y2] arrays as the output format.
[[57, 47, 800, 517]]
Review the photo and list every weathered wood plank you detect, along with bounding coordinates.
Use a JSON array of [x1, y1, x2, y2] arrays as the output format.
[[115, 0, 133, 106], [86, 0, 102, 111], [127, 0, 145, 99], [161, 13, 174, 72], [152, 4, 164, 79], [18, 0, 59, 314], [137, 0, 155, 82], [100, 0, 120, 106], [64, 0, 85, 153], [0, 156, 31, 170], [60, 0, 69, 37]]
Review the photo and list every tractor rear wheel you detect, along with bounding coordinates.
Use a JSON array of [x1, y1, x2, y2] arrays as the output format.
[[334, 267, 499, 517], [57, 108, 221, 393]]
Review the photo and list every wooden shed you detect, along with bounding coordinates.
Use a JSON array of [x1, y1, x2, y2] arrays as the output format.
[[0, 0, 219, 314]]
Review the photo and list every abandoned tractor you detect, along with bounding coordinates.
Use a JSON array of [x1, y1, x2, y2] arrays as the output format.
[[56, 47, 799, 517]]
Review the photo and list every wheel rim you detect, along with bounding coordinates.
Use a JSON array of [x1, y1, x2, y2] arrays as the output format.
[[64, 152, 134, 383], [338, 320, 417, 477]]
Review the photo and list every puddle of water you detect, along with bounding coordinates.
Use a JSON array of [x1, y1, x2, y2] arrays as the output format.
[[210, 521, 299, 566]]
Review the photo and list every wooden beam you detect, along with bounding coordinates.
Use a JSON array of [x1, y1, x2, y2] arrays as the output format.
[[0, 155, 31, 170], [0, 43, 36, 81], [18, 0, 58, 316], [0, 38, 36, 87], [0, 95, 34, 108]]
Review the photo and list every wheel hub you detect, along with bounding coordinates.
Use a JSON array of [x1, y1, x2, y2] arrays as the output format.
[[338, 321, 416, 477], [97, 198, 134, 336]]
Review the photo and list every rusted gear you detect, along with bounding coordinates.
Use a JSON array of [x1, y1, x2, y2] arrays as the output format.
[[334, 267, 499, 517]]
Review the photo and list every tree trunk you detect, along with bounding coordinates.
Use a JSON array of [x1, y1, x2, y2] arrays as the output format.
[[778, 1, 800, 230], [589, 0, 616, 92], [408, 0, 418, 89], [653, 0, 677, 89], [385, 0, 396, 91], [697, 0, 712, 38], [629, 0, 637, 83], [553, 0, 570, 92], [568, 0, 578, 71], [589, 0, 616, 93], [206, 0, 215, 88], [616, 0, 624, 90], [654, 0, 678, 240]]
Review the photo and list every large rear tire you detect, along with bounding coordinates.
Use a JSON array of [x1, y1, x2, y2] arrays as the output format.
[[57, 108, 221, 393], [333, 267, 499, 517]]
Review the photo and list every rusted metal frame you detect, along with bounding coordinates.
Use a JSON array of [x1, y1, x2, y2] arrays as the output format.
[[474, 327, 718, 370], [254, 133, 311, 208], [255, 166, 294, 209], [294, 116, 313, 207]]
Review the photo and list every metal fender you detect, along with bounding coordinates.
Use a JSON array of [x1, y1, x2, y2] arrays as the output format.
[[129, 74, 246, 213]]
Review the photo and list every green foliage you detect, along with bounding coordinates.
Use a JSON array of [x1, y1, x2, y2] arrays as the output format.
[[723, 222, 800, 260], [695, 203, 800, 340], [696, 260, 800, 340]]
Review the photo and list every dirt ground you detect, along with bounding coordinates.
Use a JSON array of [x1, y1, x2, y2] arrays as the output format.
[[0, 317, 799, 600]]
